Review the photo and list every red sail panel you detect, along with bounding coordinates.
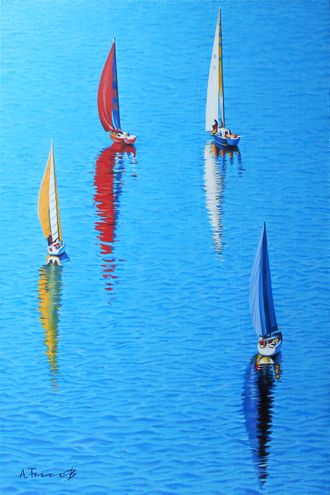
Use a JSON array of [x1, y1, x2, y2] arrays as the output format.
[[98, 43, 116, 132]]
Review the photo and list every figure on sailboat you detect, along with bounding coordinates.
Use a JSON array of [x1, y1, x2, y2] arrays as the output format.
[[250, 224, 282, 356], [206, 9, 240, 147], [38, 141, 69, 265], [98, 39, 136, 145]]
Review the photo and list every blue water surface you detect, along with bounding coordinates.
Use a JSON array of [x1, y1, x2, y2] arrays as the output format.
[[1, 1, 329, 494]]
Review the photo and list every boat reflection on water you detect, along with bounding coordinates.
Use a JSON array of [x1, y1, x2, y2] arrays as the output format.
[[213, 141, 244, 176], [242, 353, 281, 487], [204, 142, 242, 254], [94, 143, 136, 293], [204, 142, 226, 254], [38, 263, 63, 389], [213, 142, 241, 161]]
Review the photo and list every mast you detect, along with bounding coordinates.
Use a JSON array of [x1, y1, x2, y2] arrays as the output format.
[[218, 9, 225, 127]]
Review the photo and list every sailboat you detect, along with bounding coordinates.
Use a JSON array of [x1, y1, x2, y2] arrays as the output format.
[[38, 141, 68, 265], [250, 224, 282, 356], [98, 39, 136, 145], [206, 9, 240, 147]]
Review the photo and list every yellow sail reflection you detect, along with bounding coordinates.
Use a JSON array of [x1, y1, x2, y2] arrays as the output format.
[[38, 264, 62, 381]]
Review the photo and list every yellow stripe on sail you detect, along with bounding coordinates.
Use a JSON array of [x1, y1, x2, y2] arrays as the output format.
[[218, 9, 225, 126], [38, 150, 52, 238]]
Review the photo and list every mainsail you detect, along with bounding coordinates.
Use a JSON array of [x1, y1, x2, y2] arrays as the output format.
[[98, 40, 121, 132], [205, 9, 225, 131], [249, 224, 278, 337], [38, 142, 62, 244]]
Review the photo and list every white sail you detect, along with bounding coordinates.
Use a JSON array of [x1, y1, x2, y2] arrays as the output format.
[[204, 143, 223, 252], [49, 143, 60, 243], [205, 13, 220, 131]]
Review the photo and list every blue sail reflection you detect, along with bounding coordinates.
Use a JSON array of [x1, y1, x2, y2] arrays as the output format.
[[242, 353, 281, 486]]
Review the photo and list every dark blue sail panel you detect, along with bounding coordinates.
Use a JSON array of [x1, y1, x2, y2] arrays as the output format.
[[112, 45, 121, 130], [249, 224, 278, 337]]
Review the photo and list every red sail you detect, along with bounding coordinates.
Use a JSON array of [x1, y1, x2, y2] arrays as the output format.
[[98, 42, 121, 132]]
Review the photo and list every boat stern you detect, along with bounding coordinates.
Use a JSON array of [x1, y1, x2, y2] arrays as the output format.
[[212, 128, 240, 147], [110, 131, 136, 145], [47, 240, 65, 256], [258, 333, 282, 357], [227, 135, 240, 146]]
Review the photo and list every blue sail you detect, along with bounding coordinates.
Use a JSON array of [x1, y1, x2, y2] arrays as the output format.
[[112, 41, 121, 130], [249, 224, 278, 337]]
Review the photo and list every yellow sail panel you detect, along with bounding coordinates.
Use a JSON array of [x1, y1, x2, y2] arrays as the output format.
[[218, 9, 225, 126], [38, 150, 52, 238], [38, 265, 61, 372]]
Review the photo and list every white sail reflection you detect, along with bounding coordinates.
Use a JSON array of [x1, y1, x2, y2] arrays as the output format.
[[204, 142, 225, 254]]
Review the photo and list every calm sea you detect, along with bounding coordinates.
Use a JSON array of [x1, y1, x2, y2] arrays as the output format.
[[1, 1, 329, 494]]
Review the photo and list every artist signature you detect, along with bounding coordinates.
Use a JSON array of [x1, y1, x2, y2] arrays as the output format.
[[19, 467, 77, 481]]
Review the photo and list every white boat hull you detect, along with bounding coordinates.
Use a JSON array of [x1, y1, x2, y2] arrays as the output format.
[[258, 333, 282, 356]]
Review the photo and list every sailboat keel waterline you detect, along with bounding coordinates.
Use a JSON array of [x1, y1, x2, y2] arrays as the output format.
[[206, 9, 240, 147]]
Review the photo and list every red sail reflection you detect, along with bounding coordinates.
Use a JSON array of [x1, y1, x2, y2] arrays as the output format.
[[94, 143, 136, 291]]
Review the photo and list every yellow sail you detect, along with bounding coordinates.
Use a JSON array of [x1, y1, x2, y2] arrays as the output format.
[[38, 142, 62, 242], [38, 149, 51, 238], [38, 264, 62, 373]]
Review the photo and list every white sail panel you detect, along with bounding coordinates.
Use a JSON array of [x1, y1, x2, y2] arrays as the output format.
[[205, 13, 220, 131], [49, 146, 60, 243]]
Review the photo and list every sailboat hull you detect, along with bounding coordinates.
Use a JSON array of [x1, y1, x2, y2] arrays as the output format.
[[110, 131, 136, 145], [47, 252, 69, 265], [258, 333, 282, 357], [213, 132, 240, 147]]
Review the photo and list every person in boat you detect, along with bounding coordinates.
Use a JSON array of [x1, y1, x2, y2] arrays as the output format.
[[110, 125, 123, 136], [211, 119, 218, 135]]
